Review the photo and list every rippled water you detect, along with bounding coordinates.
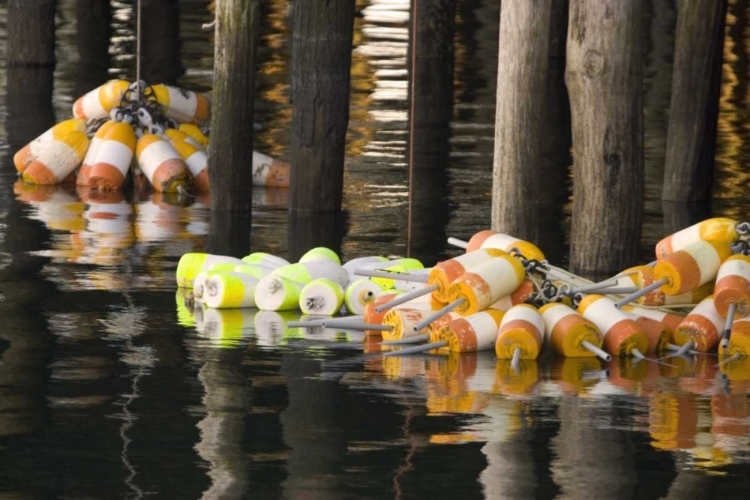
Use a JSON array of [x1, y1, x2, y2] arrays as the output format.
[[1, 0, 750, 498]]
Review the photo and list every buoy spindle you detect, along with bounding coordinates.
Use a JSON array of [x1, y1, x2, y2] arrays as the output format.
[[354, 269, 428, 282], [571, 279, 619, 294], [510, 347, 522, 370], [581, 339, 612, 362], [383, 340, 447, 357], [614, 279, 668, 308], [720, 302, 737, 350], [411, 298, 465, 333], [374, 285, 438, 313], [447, 237, 469, 249], [381, 334, 430, 346]]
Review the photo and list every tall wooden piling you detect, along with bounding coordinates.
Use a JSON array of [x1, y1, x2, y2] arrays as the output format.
[[491, 0, 570, 259], [140, 0, 184, 85], [288, 212, 347, 263], [406, 0, 455, 262], [662, 0, 727, 202], [75, 0, 112, 96], [289, 0, 356, 213], [208, 0, 259, 213], [567, 0, 644, 274]]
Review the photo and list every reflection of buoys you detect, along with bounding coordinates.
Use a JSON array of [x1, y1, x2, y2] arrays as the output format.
[[649, 392, 697, 451], [135, 134, 191, 193], [428, 249, 506, 302], [72, 79, 130, 120], [15, 118, 87, 173], [344, 279, 383, 315], [438, 310, 504, 352], [495, 304, 544, 360], [23, 130, 89, 185], [299, 247, 341, 265], [578, 295, 649, 357], [655, 218, 739, 259], [539, 302, 604, 358], [176, 253, 245, 287], [550, 357, 605, 395], [252, 151, 290, 188], [299, 278, 344, 315], [169, 137, 210, 192], [466, 230, 546, 261], [447, 255, 526, 315], [198, 307, 256, 348], [203, 272, 259, 309], [493, 358, 540, 395], [674, 296, 725, 352], [88, 121, 137, 190], [152, 84, 211, 124]]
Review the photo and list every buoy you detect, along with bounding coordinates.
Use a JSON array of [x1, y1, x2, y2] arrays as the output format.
[[342, 255, 389, 283], [232, 264, 275, 280], [299, 247, 341, 265], [655, 217, 740, 259], [271, 260, 349, 288], [632, 316, 671, 354], [487, 279, 536, 312], [72, 79, 130, 120], [135, 133, 191, 192], [447, 255, 526, 315], [242, 252, 289, 269], [252, 151, 290, 188], [463, 230, 546, 262], [726, 317, 750, 357], [621, 305, 684, 339], [193, 266, 236, 302], [673, 296, 726, 352], [176, 252, 245, 288], [363, 292, 432, 330], [152, 84, 211, 124], [538, 302, 607, 359], [615, 240, 732, 306], [299, 278, 344, 315], [88, 121, 137, 190], [178, 123, 209, 147], [22, 130, 89, 185], [618, 265, 713, 306], [15, 118, 87, 174], [344, 279, 383, 314], [366, 258, 425, 289], [77, 120, 116, 185], [202, 272, 259, 309], [577, 294, 649, 358], [381, 309, 434, 341], [163, 128, 204, 150], [437, 310, 505, 353], [169, 137, 210, 192], [428, 248, 506, 302], [714, 254, 750, 347], [426, 312, 461, 342], [254, 275, 305, 311], [495, 304, 544, 361]]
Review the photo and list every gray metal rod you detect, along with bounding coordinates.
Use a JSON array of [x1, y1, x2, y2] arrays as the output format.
[[381, 334, 430, 346], [383, 341, 448, 357], [447, 237, 468, 249], [353, 269, 428, 282], [581, 340, 612, 362], [571, 279, 619, 294], [411, 299, 464, 332], [320, 321, 393, 331], [613, 278, 668, 308], [510, 347, 522, 370], [374, 285, 438, 313], [592, 287, 639, 295]]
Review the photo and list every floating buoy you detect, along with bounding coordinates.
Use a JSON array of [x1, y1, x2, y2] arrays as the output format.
[[726, 318, 750, 357], [299, 278, 344, 315], [673, 296, 725, 352], [15, 118, 87, 174], [203, 272, 259, 309], [577, 294, 649, 358], [622, 305, 684, 339], [254, 275, 305, 311], [488, 279, 536, 312], [465, 231, 546, 262], [342, 256, 389, 283], [163, 128, 204, 150], [632, 316, 670, 354], [437, 310, 504, 353], [714, 254, 750, 347], [538, 302, 607, 359], [72, 79, 130, 120], [447, 255, 526, 315], [344, 279, 383, 315], [428, 248, 506, 302], [232, 264, 275, 280], [169, 137, 210, 192], [176, 252, 245, 288], [88, 121, 137, 190], [178, 123, 209, 147], [152, 84, 211, 124], [135, 133, 191, 193], [655, 217, 740, 259], [252, 151, 290, 188], [495, 304, 544, 362], [382, 309, 432, 341], [618, 265, 713, 306], [77, 120, 116, 185], [193, 266, 236, 302], [299, 247, 341, 265], [242, 252, 289, 269], [271, 260, 348, 288], [23, 130, 89, 185]]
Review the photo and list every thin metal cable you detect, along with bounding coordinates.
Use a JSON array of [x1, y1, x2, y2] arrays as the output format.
[[136, 0, 142, 98], [406, 0, 418, 257]]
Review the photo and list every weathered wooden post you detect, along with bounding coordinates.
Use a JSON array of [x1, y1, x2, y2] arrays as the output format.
[[75, 0, 112, 96], [288, 212, 347, 263], [289, 0, 356, 213], [491, 0, 570, 263], [662, 0, 727, 201], [206, 211, 252, 258], [140, 0, 184, 85], [208, 0, 259, 214], [567, 0, 644, 274], [406, 0, 455, 263]]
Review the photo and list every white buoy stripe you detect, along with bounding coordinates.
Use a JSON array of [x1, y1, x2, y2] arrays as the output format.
[[81, 89, 108, 119], [95, 140, 134, 176], [500, 304, 544, 333], [184, 150, 208, 178], [138, 140, 181, 181], [669, 224, 701, 252], [578, 297, 626, 336], [717, 257, 750, 282], [688, 241, 723, 284], [35, 141, 83, 180]]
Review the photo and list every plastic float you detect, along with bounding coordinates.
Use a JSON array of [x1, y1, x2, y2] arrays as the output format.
[[13, 79, 290, 191], [713, 254, 750, 348]]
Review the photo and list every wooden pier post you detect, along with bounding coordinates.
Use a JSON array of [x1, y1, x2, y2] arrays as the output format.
[[75, 0, 112, 96], [567, 0, 644, 274], [662, 0, 727, 202], [289, 0, 356, 213], [206, 211, 252, 259], [288, 212, 347, 263], [491, 0, 570, 258], [406, 0, 455, 262], [208, 0, 259, 213], [140, 0, 184, 85]]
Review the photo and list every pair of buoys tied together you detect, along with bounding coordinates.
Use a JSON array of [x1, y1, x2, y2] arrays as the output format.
[[13, 79, 290, 191]]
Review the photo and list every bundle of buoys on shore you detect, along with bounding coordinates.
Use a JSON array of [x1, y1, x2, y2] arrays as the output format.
[[13, 79, 290, 192], [174, 217, 750, 366]]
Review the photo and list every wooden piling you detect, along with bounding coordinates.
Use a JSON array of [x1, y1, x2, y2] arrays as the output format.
[[7, 0, 56, 69], [140, 0, 184, 85], [491, 0, 570, 256], [288, 212, 347, 263], [406, 0, 455, 262], [205, 211, 252, 259], [208, 0, 260, 213], [567, 0, 644, 274], [662, 0, 727, 202], [289, 0, 356, 213], [75, 0, 112, 96]]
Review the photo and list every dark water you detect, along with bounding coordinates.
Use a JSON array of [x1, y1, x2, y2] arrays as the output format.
[[1, 0, 750, 498]]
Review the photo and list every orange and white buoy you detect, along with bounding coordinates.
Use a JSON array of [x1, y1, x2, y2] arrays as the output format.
[[714, 254, 750, 317], [437, 310, 504, 353], [14, 118, 87, 174], [178, 123, 209, 147], [22, 130, 89, 185], [673, 296, 725, 352], [77, 120, 116, 186], [428, 248, 506, 302], [465, 231, 546, 262], [447, 255, 526, 316], [632, 316, 671, 354], [488, 278, 536, 312], [654, 240, 731, 295], [88, 121, 137, 190], [577, 294, 649, 358], [495, 304, 544, 362], [163, 128, 204, 150], [135, 134, 191, 193], [252, 151, 290, 188], [726, 318, 750, 357], [622, 305, 685, 340], [72, 79, 130, 120], [538, 302, 607, 359], [152, 84, 211, 124], [655, 218, 740, 259], [169, 138, 210, 191], [618, 265, 713, 306]]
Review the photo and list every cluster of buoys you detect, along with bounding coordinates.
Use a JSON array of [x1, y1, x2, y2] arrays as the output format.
[[174, 217, 750, 370], [13, 79, 290, 192]]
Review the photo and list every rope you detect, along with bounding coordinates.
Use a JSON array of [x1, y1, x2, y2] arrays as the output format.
[[136, 0, 142, 100]]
